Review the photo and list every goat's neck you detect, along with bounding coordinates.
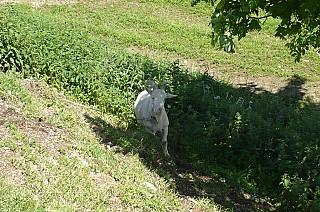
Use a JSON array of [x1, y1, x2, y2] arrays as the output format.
[[155, 112, 164, 124]]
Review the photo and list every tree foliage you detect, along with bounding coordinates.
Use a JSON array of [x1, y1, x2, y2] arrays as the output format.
[[193, 0, 320, 61]]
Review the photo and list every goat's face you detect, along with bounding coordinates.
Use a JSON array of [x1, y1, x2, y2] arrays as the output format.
[[150, 89, 167, 115], [146, 89, 177, 115], [144, 80, 177, 115]]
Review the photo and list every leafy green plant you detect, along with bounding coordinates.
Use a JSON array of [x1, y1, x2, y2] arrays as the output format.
[[192, 0, 320, 61], [0, 22, 28, 72]]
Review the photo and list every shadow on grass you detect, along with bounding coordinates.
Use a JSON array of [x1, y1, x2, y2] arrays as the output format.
[[84, 112, 266, 211], [238, 75, 307, 102], [85, 65, 319, 211]]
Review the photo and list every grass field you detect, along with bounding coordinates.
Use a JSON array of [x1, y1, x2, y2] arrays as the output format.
[[0, 0, 319, 211], [0, 71, 219, 211], [53, 0, 320, 101]]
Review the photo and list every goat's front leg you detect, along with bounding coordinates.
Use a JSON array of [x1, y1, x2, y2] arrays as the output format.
[[161, 127, 170, 157], [143, 120, 156, 135]]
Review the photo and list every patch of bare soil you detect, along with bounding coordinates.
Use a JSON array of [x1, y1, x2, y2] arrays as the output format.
[[127, 46, 319, 104], [209, 69, 320, 104], [165, 157, 273, 211], [0, 0, 76, 8], [0, 97, 65, 179], [90, 170, 117, 190], [1, 82, 68, 152], [0, 77, 121, 200], [0, 78, 73, 186], [181, 58, 319, 104], [0, 101, 24, 185], [144, 158, 271, 212], [0, 147, 24, 186]]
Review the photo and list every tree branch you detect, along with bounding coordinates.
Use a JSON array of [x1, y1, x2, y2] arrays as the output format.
[[248, 14, 272, 24], [248, 14, 273, 20]]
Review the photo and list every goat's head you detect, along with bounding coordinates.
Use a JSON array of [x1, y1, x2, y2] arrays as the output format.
[[145, 80, 177, 115]]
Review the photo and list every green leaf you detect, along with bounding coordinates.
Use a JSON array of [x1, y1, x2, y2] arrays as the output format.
[[216, 0, 227, 10], [249, 19, 261, 31], [283, 179, 290, 188], [287, 23, 302, 35]]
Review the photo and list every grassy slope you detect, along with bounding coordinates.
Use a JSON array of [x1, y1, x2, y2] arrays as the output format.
[[55, 0, 319, 81], [0, 71, 216, 211], [1, 0, 319, 211]]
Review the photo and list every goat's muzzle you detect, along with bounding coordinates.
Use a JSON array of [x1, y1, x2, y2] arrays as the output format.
[[155, 107, 163, 115]]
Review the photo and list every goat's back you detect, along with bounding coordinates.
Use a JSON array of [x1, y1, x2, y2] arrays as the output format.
[[134, 90, 151, 122]]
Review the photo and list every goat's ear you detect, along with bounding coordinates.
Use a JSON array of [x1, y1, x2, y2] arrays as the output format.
[[144, 86, 153, 94], [166, 93, 177, 98]]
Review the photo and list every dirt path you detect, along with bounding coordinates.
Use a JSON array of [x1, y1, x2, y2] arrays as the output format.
[[209, 67, 320, 104], [0, 0, 76, 7], [127, 48, 320, 105]]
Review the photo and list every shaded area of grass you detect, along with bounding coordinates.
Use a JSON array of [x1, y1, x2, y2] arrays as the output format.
[[83, 112, 272, 211]]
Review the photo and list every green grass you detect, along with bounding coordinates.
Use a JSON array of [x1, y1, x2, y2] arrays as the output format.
[[0, 71, 216, 211], [0, 1, 320, 211], [3, 0, 319, 82], [42, 0, 319, 81]]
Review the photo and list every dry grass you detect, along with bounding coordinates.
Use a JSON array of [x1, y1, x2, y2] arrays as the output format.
[[0, 0, 77, 8]]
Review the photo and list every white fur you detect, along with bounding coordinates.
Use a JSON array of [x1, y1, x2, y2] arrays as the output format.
[[134, 82, 176, 157]]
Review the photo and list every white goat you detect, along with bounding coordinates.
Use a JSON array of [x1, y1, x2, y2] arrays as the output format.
[[134, 80, 177, 157]]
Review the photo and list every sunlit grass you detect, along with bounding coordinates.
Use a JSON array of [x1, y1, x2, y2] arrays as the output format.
[[40, 0, 320, 82]]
